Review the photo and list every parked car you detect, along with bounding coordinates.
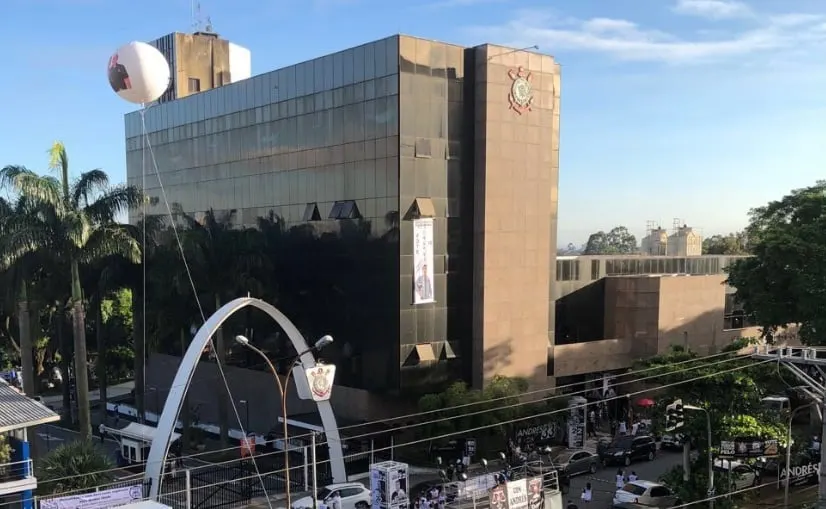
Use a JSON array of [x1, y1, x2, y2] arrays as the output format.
[[292, 483, 372, 509], [713, 459, 761, 491], [660, 433, 686, 451], [613, 480, 680, 507], [550, 449, 599, 476], [599, 436, 657, 466]]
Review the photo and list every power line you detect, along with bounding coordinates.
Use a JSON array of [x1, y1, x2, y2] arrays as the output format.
[[36, 350, 751, 486], [34, 359, 771, 500]]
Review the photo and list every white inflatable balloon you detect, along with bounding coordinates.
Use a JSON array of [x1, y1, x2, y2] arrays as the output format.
[[108, 41, 171, 104]]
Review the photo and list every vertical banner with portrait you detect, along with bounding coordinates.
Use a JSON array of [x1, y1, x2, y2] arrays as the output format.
[[527, 477, 544, 509], [413, 218, 435, 304], [370, 465, 387, 508], [388, 463, 409, 509], [371, 461, 409, 509], [490, 485, 507, 509]]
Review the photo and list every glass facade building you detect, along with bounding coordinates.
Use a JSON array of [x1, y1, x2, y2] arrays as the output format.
[[126, 35, 561, 393]]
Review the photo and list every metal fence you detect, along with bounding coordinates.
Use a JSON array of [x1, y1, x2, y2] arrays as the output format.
[[445, 462, 560, 509]]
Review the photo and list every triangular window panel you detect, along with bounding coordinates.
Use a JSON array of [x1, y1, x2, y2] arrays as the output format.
[[302, 203, 321, 221], [403, 197, 436, 221], [440, 342, 457, 360]]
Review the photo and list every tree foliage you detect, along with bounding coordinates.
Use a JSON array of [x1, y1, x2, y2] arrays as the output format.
[[726, 181, 826, 345], [37, 440, 114, 495], [583, 226, 637, 255], [702, 232, 750, 255], [635, 344, 789, 506]]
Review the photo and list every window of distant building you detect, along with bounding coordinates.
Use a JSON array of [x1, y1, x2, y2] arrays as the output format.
[[188, 78, 201, 93], [591, 260, 600, 280], [556, 259, 580, 281], [723, 292, 757, 330]]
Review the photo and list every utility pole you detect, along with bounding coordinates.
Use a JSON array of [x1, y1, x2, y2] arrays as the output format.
[[752, 346, 826, 509]]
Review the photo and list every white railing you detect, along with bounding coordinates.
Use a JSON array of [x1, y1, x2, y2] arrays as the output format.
[[0, 459, 34, 483]]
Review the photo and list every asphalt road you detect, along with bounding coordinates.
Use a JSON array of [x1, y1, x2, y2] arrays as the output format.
[[567, 449, 684, 507]]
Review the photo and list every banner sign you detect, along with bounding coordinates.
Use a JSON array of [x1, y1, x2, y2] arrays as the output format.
[[41, 485, 143, 509], [496, 478, 544, 509], [370, 461, 409, 509], [295, 364, 336, 402], [719, 438, 779, 458], [413, 218, 435, 305], [567, 397, 586, 450], [781, 462, 819, 487]]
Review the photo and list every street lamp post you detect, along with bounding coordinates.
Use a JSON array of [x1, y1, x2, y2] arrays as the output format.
[[235, 334, 333, 509], [785, 402, 817, 508], [683, 404, 714, 509]]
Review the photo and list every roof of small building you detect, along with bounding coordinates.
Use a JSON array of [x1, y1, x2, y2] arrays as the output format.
[[0, 379, 60, 433]]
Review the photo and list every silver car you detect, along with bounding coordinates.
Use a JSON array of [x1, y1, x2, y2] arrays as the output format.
[[553, 449, 599, 476]]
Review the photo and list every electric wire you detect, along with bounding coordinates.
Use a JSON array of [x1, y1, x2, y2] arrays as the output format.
[[139, 111, 274, 508], [35, 350, 758, 486], [12, 477, 814, 509], [51, 359, 777, 504], [34, 358, 771, 498]]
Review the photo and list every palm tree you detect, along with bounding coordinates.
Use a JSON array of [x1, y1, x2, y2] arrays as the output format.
[[0, 141, 142, 438], [98, 216, 165, 423], [37, 440, 114, 495], [0, 195, 49, 397]]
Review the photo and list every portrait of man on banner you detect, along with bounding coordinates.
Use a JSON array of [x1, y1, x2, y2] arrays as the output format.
[[412, 218, 435, 305]]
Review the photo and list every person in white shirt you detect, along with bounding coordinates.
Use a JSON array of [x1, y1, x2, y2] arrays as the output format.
[[430, 487, 439, 500], [331, 492, 342, 509], [580, 483, 592, 504], [631, 422, 639, 435], [618, 421, 627, 436], [628, 471, 638, 482], [616, 470, 625, 489]]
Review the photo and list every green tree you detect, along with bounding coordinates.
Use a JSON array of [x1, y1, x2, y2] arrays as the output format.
[[416, 376, 539, 455], [37, 440, 114, 495], [0, 434, 11, 464], [583, 226, 637, 255], [638, 345, 787, 506], [1, 142, 142, 437], [703, 232, 750, 255], [726, 181, 826, 345]]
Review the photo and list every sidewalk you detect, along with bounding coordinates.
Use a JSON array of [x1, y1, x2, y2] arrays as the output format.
[[41, 381, 134, 407]]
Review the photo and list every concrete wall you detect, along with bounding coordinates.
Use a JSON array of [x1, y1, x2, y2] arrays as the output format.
[[470, 45, 559, 389], [145, 353, 406, 430], [172, 33, 231, 99], [553, 339, 634, 377]]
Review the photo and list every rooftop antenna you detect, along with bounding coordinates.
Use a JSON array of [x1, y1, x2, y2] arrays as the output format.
[[192, 2, 214, 33], [672, 218, 682, 234]]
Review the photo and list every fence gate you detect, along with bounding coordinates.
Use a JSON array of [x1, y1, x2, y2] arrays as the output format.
[[158, 462, 253, 509]]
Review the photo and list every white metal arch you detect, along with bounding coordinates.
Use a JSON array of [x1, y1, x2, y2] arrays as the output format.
[[145, 297, 347, 499]]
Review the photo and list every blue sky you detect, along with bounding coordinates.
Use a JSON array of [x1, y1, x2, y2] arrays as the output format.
[[2, 0, 824, 245]]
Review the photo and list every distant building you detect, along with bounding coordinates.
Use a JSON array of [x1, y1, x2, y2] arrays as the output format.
[[668, 224, 703, 256], [149, 31, 251, 103], [641, 227, 668, 256]]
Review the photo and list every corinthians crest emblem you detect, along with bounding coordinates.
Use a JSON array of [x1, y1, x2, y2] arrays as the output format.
[[507, 67, 534, 114], [309, 365, 335, 400]]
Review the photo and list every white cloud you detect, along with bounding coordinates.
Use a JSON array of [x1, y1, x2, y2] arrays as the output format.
[[464, 6, 826, 64], [672, 0, 753, 20]]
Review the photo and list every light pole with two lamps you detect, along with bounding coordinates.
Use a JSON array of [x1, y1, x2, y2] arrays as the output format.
[[682, 404, 714, 509], [234, 334, 334, 509]]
